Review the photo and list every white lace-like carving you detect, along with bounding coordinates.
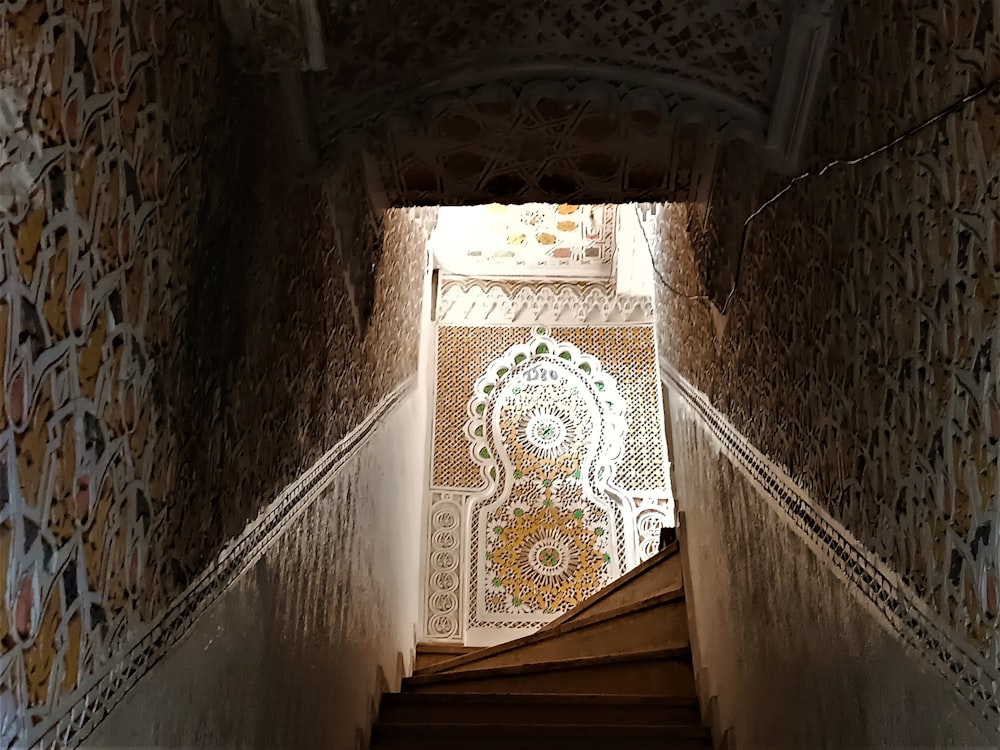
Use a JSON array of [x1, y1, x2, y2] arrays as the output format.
[[437, 280, 653, 326]]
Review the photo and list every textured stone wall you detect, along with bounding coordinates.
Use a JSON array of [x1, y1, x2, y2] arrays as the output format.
[[656, 0, 1000, 708], [88, 391, 428, 750], [0, 0, 428, 742], [668, 392, 991, 748]]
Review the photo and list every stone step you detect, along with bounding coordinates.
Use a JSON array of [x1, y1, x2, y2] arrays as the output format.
[[378, 692, 702, 726], [371, 722, 712, 749], [414, 643, 476, 671], [416, 589, 687, 676], [403, 648, 696, 696], [545, 541, 683, 630]]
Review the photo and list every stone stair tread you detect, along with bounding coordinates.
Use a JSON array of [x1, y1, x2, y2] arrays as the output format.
[[415, 588, 685, 676], [373, 722, 712, 738], [382, 692, 700, 705], [374, 542, 708, 749], [415, 643, 475, 654], [413, 643, 479, 670], [378, 691, 703, 726], [404, 647, 691, 687], [544, 541, 681, 630], [372, 737, 712, 750]]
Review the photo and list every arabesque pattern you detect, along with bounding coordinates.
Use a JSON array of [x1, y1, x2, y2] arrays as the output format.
[[364, 79, 727, 205], [435, 280, 653, 326], [433, 326, 666, 493], [312, 0, 783, 119], [0, 1, 429, 743], [465, 330, 628, 632], [655, 0, 1000, 728]]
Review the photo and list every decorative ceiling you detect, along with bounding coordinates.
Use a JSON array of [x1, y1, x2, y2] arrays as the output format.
[[223, 0, 841, 204], [432, 203, 617, 279]]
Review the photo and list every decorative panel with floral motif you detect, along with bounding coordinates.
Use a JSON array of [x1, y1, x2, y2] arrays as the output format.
[[463, 330, 630, 641]]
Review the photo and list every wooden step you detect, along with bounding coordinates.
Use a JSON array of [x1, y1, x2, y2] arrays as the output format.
[[378, 692, 702, 726], [414, 643, 477, 671], [371, 722, 712, 749], [417, 589, 687, 676], [545, 542, 683, 630], [403, 648, 696, 696]]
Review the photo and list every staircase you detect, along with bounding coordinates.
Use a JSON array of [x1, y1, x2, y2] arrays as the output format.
[[371, 542, 711, 749]]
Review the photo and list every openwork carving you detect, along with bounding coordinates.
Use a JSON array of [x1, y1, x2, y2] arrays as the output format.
[[436, 280, 653, 327], [352, 78, 740, 205], [554, 326, 668, 494], [634, 496, 675, 561], [427, 325, 671, 642], [424, 493, 464, 641], [654, 0, 1000, 737], [464, 329, 630, 635], [433, 326, 666, 493]]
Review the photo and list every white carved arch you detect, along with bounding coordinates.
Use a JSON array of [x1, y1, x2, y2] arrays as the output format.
[[461, 328, 642, 643]]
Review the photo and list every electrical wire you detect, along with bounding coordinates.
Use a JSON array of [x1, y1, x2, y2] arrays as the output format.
[[718, 76, 1000, 314], [436, 73, 999, 308], [634, 204, 711, 302]]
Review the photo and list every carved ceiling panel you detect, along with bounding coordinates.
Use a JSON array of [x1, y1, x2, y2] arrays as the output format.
[[314, 0, 784, 116], [358, 79, 726, 205], [242, 0, 839, 199]]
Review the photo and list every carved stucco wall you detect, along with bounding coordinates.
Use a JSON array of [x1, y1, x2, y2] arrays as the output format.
[[88, 388, 428, 750], [0, 1, 430, 744], [656, 0, 1000, 734], [667, 387, 992, 748]]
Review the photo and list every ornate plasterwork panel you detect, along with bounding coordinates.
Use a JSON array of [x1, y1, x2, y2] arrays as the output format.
[[432, 326, 666, 494], [427, 325, 671, 643], [464, 331, 628, 638], [356, 79, 728, 205], [424, 492, 465, 641], [556, 326, 667, 494], [436, 280, 653, 327], [432, 203, 616, 280]]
